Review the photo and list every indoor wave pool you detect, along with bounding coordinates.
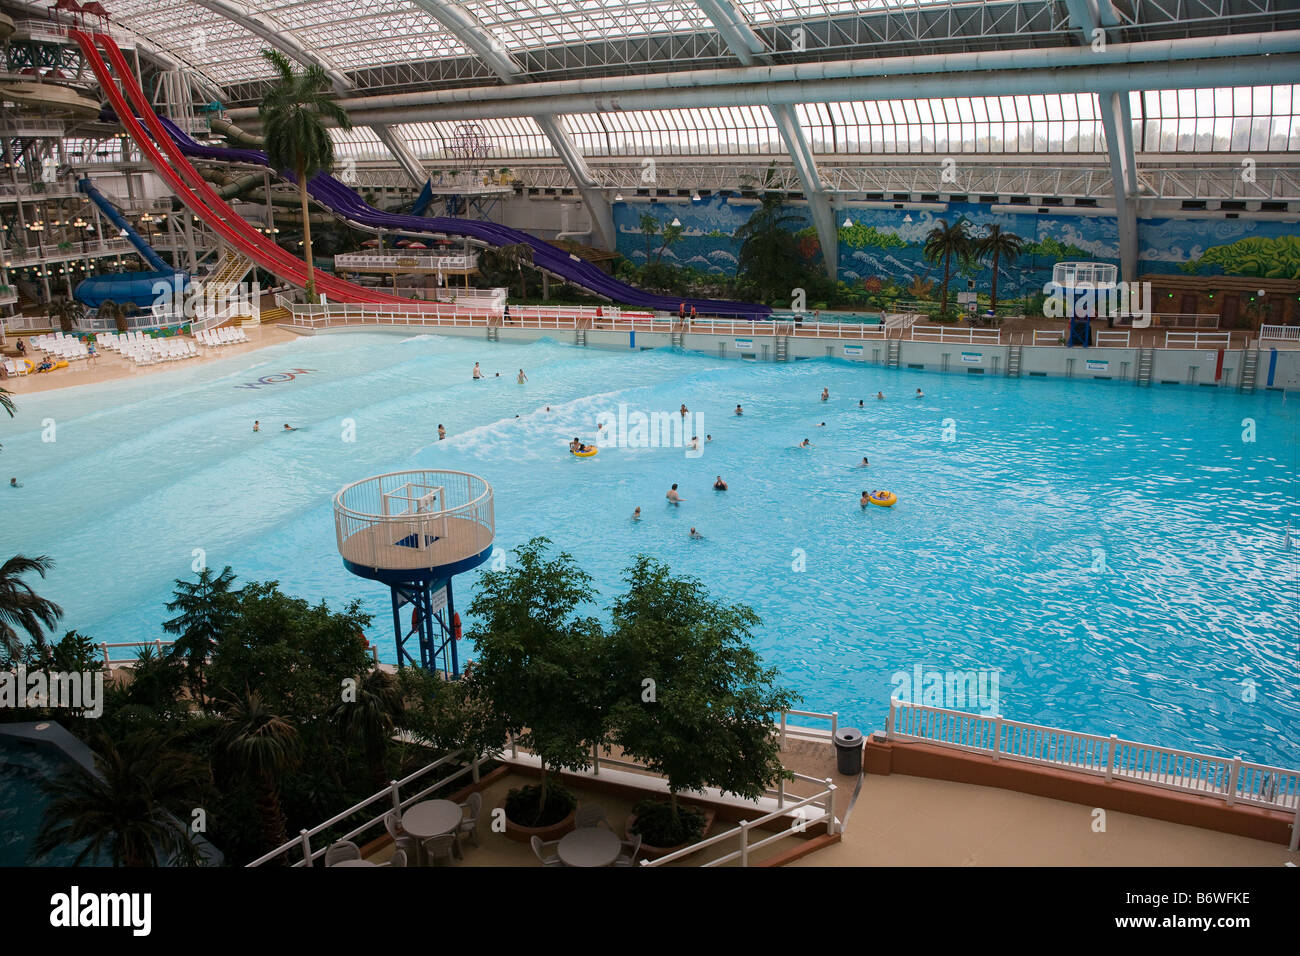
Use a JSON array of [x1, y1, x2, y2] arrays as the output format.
[[3, 331, 1297, 767]]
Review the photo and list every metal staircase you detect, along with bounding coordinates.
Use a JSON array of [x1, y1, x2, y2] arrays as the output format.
[[886, 339, 901, 368], [1006, 344, 1022, 378], [1239, 344, 1260, 392], [1135, 347, 1155, 386], [774, 335, 788, 362]]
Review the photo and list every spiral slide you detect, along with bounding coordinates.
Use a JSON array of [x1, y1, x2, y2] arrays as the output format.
[[74, 30, 481, 312], [145, 96, 770, 318]]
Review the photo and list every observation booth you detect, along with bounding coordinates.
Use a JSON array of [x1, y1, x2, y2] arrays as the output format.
[[1049, 262, 1120, 346], [334, 470, 494, 678]]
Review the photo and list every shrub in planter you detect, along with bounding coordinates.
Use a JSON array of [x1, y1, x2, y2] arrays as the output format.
[[628, 800, 705, 847], [504, 783, 576, 829]]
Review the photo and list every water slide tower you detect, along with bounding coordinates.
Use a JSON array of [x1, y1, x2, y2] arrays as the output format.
[[334, 470, 494, 677]]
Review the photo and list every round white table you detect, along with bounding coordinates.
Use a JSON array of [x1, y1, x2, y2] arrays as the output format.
[[331, 859, 377, 867], [401, 800, 463, 840], [557, 827, 621, 867]]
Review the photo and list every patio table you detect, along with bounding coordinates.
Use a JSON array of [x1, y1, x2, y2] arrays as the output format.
[[557, 827, 621, 867]]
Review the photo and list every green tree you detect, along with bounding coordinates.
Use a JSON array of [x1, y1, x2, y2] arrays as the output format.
[[638, 212, 660, 262], [396, 666, 507, 764], [974, 224, 1026, 312], [466, 536, 607, 819], [735, 192, 804, 303], [258, 48, 352, 302], [495, 242, 534, 303], [164, 565, 239, 710], [607, 555, 796, 823], [35, 733, 208, 867], [654, 219, 683, 266], [331, 667, 404, 788], [923, 218, 974, 318], [0, 554, 63, 660], [218, 688, 300, 852]]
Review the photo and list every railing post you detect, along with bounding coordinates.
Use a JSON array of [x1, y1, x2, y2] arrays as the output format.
[[471, 754, 481, 783], [992, 714, 1003, 761], [1291, 800, 1299, 853], [885, 698, 894, 738], [779, 711, 787, 750], [739, 821, 750, 867], [826, 780, 838, 835], [1105, 734, 1118, 781], [777, 777, 785, 809], [831, 711, 838, 740], [100, 642, 109, 669], [299, 829, 312, 868], [510, 732, 517, 760], [1226, 756, 1241, 806], [389, 780, 401, 813], [592, 743, 600, 776]]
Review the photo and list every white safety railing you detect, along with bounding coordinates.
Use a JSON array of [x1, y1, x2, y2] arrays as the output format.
[[792, 321, 887, 340], [1164, 330, 1232, 349], [246, 749, 487, 867], [1094, 330, 1132, 347], [335, 252, 479, 272], [911, 325, 1003, 344], [778, 709, 838, 749], [1260, 325, 1300, 342], [885, 699, 1300, 816], [1031, 329, 1067, 346], [98, 639, 175, 667], [641, 774, 837, 868]]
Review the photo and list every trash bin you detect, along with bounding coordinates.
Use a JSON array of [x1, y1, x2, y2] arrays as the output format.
[[833, 727, 863, 775]]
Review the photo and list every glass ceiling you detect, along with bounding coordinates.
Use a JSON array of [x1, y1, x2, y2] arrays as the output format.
[[461, 0, 713, 49]]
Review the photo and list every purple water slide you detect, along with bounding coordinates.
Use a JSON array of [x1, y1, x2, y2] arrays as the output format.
[[153, 117, 769, 318]]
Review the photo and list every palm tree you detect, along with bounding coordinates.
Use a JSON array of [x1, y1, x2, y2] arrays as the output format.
[[219, 688, 300, 851], [975, 224, 1026, 313], [922, 218, 973, 318], [496, 242, 534, 304], [258, 48, 352, 302], [0, 554, 63, 660], [163, 565, 239, 709], [34, 733, 208, 867], [735, 193, 804, 302], [330, 667, 403, 788], [638, 213, 659, 262]]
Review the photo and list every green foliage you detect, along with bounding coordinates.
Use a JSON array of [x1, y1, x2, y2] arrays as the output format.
[[735, 192, 806, 302], [1182, 235, 1300, 278], [974, 224, 1026, 310], [629, 799, 705, 847], [923, 218, 974, 315], [164, 565, 239, 708], [838, 222, 907, 250], [467, 536, 607, 812], [606, 555, 797, 810], [1020, 235, 1091, 261], [396, 667, 507, 762], [0, 554, 63, 660]]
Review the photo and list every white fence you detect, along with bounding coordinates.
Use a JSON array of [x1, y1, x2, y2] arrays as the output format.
[[910, 325, 1002, 344], [885, 699, 1300, 830], [1260, 325, 1300, 342], [335, 252, 479, 272], [247, 749, 486, 867], [1031, 329, 1067, 346], [1164, 330, 1232, 349], [1094, 330, 1131, 347]]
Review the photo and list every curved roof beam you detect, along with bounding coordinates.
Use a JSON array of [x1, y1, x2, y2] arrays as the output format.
[[693, 0, 838, 279], [408, 0, 615, 251], [187, 0, 428, 188]]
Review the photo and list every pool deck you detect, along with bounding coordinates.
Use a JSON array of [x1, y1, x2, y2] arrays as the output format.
[[1, 324, 297, 395]]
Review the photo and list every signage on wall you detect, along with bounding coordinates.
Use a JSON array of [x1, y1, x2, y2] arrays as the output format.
[[957, 292, 976, 303], [1086, 360, 1109, 372], [843, 344, 863, 357], [734, 338, 753, 351], [428, 587, 448, 617], [961, 352, 981, 364]]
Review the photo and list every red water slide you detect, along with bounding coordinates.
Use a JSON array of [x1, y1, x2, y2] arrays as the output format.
[[74, 30, 476, 311]]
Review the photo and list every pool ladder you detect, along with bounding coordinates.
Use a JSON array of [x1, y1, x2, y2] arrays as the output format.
[[486, 326, 499, 342], [1239, 344, 1260, 392], [1006, 345, 1022, 378], [1135, 347, 1154, 386], [886, 339, 901, 368], [575, 328, 587, 347], [774, 336, 788, 362]]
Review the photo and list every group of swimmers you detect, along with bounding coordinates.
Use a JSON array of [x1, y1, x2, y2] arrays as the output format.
[[253, 420, 296, 432], [472, 362, 529, 385]]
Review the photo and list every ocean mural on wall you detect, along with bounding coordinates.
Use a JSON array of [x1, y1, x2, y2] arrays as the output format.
[[613, 196, 1300, 294]]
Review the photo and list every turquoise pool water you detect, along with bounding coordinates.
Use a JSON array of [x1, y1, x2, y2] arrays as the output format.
[[0, 739, 102, 866], [3, 332, 1297, 767]]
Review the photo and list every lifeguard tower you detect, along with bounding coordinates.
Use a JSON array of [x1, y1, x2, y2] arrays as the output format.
[[334, 470, 494, 678], [1050, 261, 1119, 346]]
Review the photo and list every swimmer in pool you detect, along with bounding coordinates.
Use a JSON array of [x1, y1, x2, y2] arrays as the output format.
[[860, 491, 871, 508], [9, 478, 20, 488], [283, 424, 296, 431], [860, 457, 869, 467], [689, 527, 704, 539], [915, 388, 923, 398], [876, 391, 885, 400], [253, 420, 260, 432], [569, 437, 581, 453], [816, 422, 826, 427], [735, 404, 743, 416], [713, 476, 728, 491], [858, 399, 865, 408], [680, 403, 689, 418], [666, 484, 683, 505], [632, 507, 641, 521], [706, 434, 713, 443], [799, 438, 813, 448], [689, 436, 700, 451], [438, 424, 446, 440], [472, 362, 483, 380], [821, 387, 829, 402], [518, 369, 527, 384]]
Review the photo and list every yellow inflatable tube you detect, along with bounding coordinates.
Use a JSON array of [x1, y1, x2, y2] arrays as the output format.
[[572, 447, 598, 458], [869, 490, 898, 507]]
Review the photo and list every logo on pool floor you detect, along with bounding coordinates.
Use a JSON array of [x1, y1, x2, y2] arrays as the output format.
[[592, 402, 706, 458], [890, 665, 1000, 717], [233, 368, 317, 389]]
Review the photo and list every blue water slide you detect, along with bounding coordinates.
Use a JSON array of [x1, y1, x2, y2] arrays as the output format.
[[150, 116, 769, 318], [410, 179, 434, 217], [77, 176, 171, 272]]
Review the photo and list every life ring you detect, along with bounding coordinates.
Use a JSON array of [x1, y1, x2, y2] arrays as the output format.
[[572, 447, 598, 458], [869, 490, 898, 508], [452, 612, 463, 641]]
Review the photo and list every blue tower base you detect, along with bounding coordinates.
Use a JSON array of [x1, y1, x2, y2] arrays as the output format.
[[391, 577, 461, 678]]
